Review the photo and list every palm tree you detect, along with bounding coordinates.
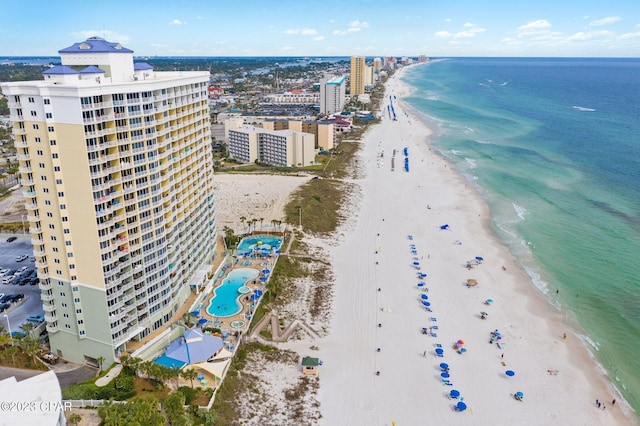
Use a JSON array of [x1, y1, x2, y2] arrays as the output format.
[[259, 217, 264, 230], [181, 367, 198, 389], [271, 219, 277, 231], [239, 216, 247, 233], [127, 356, 143, 377]]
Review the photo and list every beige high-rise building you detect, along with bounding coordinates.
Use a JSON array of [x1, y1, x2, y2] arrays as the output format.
[[1, 37, 217, 364], [350, 56, 366, 95], [319, 76, 346, 115]]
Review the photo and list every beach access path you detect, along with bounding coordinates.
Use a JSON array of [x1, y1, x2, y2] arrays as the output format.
[[315, 67, 633, 425]]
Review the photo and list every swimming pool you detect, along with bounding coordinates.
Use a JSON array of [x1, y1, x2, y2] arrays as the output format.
[[237, 235, 283, 254], [207, 268, 259, 317]]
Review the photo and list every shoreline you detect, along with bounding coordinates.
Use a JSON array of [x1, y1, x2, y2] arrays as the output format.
[[315, 66, 635, 425]]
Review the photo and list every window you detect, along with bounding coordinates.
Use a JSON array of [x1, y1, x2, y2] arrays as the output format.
[[39, 163, 45, 168], [56, 270, 62, 275], [33, 124, 39, 130], [59, 292, 66, 297], [35, 137, 41, 143], [75, 308, 81, 313], [43, 188, 49, 193], [57, 192, 64, 197], [67, 253, 73, 258], [51, 236, 56, 241], [36, 150, 43, 155], [52, 153, 58, 159], [28, 97, 35, 103], [44, 99, 50, 105], [69, 264, 75, 269], [54, 259, 60, 264], [65, 241, 72, 246], [74, 298, 80, 303], [45, 113, 53, 119], [47, 126, 54, 132], [55, 179, 62, 185], [50, 140, 57, 146], [45, 200, 51, 205], [60, 204, 66, 209], [61, 302, 67, 307], [48, 224, 55, 229], [41, 176, 47, 181], [71, 275, 77, 281], [62, 216, 68, 222], [46, 212, 53, 217], [65, 324, 71, 329], [63, 313, 69, 318], [52, 247, 58, 252], [77, 320, 84, 325], [30, 111, 37, 117], [79, 330, 85, 335], [63, 228, 70, 234], [54, 166, 60, 171], [72, 287, 78, 293]]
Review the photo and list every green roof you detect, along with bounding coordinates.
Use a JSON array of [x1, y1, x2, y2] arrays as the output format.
[[302, 357, 319, 367]]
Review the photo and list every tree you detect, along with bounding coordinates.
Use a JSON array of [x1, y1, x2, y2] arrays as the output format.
[[181, 368, 198, 389], [99, 396, 165, 426], [163, 393, 188, 426], [67, 412, 82, 425], [239, 216, 247, 232], [258, 217, 264, 230]]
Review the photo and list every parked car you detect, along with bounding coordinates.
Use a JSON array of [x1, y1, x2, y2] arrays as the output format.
[[6, 236, 17, 242], [11, 331, 26, 339], [0, 303, 9, 313], [26, 314, 44, 323], [29, 277, 39, 286]]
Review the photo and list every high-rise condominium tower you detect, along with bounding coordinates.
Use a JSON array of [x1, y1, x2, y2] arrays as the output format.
[[1, 37, 217, 364], [350, 56, 366, 96]]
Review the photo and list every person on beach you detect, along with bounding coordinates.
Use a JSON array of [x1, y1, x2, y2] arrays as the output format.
[[563, 333, 567, 341], [612, 399, 616, 405]]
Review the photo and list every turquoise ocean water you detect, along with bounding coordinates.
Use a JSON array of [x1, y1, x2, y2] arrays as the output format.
[[402, 58, 640, 416]]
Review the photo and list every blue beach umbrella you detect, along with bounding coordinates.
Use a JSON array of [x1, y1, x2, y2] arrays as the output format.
[[456, 401, 467, 411], [417, 283, 425, 287], [421, 294, 429, 300], [475, 256, 484, 261], [262, 269, 271, 274], [440, 363, 449, 370], [435, 348, 444, 355], [422, 301, 431, 307], [516, 391, 524, 398], [441, 372, 450, 378], [450, 389, 460, 398], [198, 318, 208, 325], [413, 261, 420, 266], [505, 370, 515, 377], [259, 276, 268, 282]]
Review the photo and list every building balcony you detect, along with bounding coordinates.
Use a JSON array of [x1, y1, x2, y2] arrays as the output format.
[[41, 292, 54, 302], [46, 323, 59, 333], [43, 303, 56, 314]]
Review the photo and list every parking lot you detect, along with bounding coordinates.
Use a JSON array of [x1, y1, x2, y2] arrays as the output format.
[[0, 235, 44, 337]]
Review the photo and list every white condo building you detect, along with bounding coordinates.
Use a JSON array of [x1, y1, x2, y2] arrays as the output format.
[[227, 124, 315, 167], [1, 37, 217, 364], [319, 76, 346, 115]]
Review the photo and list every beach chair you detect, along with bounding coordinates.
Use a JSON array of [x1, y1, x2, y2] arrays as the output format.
[[425, 307, 432, 312], [430, 333, 437, 338], [430, 317, 437, 322], [435, 343, 443, 348], [432, 326, 439, 330]]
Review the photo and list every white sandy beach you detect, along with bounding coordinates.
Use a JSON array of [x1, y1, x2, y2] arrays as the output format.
[[314, 67, 634, 425]]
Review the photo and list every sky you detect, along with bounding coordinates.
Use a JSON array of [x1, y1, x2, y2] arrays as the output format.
[[1, 0, 639, 57]]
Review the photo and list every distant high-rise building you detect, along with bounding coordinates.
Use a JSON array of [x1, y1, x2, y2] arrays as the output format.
[[319, 76, 346, 115], [350, 56, 366, 95], [1, 37, 217, 364], [373, 58, 382, 73]]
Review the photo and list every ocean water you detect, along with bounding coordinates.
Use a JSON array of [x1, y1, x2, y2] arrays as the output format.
[[402, 58, 640, 416]]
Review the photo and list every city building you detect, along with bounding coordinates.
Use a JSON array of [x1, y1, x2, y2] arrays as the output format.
[[1, 37, 217, 364], [227, 124, 315, 167], [319, 76, 345, 115], [0, 371, 66, 425], [350, 56, 366, 95]]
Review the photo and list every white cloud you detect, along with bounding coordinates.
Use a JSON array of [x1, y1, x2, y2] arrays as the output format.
[[445, 18, 452, 23], [620, 31, 640, 39], [285, 28, 318, 36], [170, 19, 187, 26], [454, 23, 485, 39], [334, 20, 370, 36], [434, 31, 452, 38], [196, 16, 204, 20], [281, 46, 294, 51], [72, 30, 130, 44], [568, 30, 613, 41], [313, 36, 325, 41], [348, 20, 370, 32], [589, 16, 621, 26], [517, 19, 552, 37]]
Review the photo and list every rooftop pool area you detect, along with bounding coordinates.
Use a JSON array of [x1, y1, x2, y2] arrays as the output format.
[[207, 268, 259, 318], [237, 235, 283, 254]]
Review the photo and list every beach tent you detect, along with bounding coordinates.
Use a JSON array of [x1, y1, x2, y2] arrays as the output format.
[[440, 224, 450, 230], [505, 370, 515, 377], [466, 279, 478, 287], [193, 359, 230, 380]]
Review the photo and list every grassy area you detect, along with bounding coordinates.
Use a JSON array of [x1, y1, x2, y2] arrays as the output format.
[[283, 178, 348, 235], [0, 222, 24, 233]]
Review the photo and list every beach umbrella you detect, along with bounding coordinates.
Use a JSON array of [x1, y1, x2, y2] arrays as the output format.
[[440, 224, 450, 230], [422, 301, 431, 307], [457, 340, 465, 345], [275, 250, 281, 254], [250, 293, 260, 301], [516, 391, 524, 398], [505, 370, 515, 377], [439, 363, 449, 370], [191, 310, 199, 317], [253, 289, 263, 296], [198, 318, 208, 325], [450, 389, 460, 398], [259, 276, 268, 282], [262, 269, 270, 274], [441, 372, 450, 378], [417, 283, 425, 287], [475, 256, 484, 261], [485, 299, 494, 304], [456, 401, 467, 411], [435, 348, 444, 355], [421, 294, 429, 300], [413, 261, 420, 266]]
